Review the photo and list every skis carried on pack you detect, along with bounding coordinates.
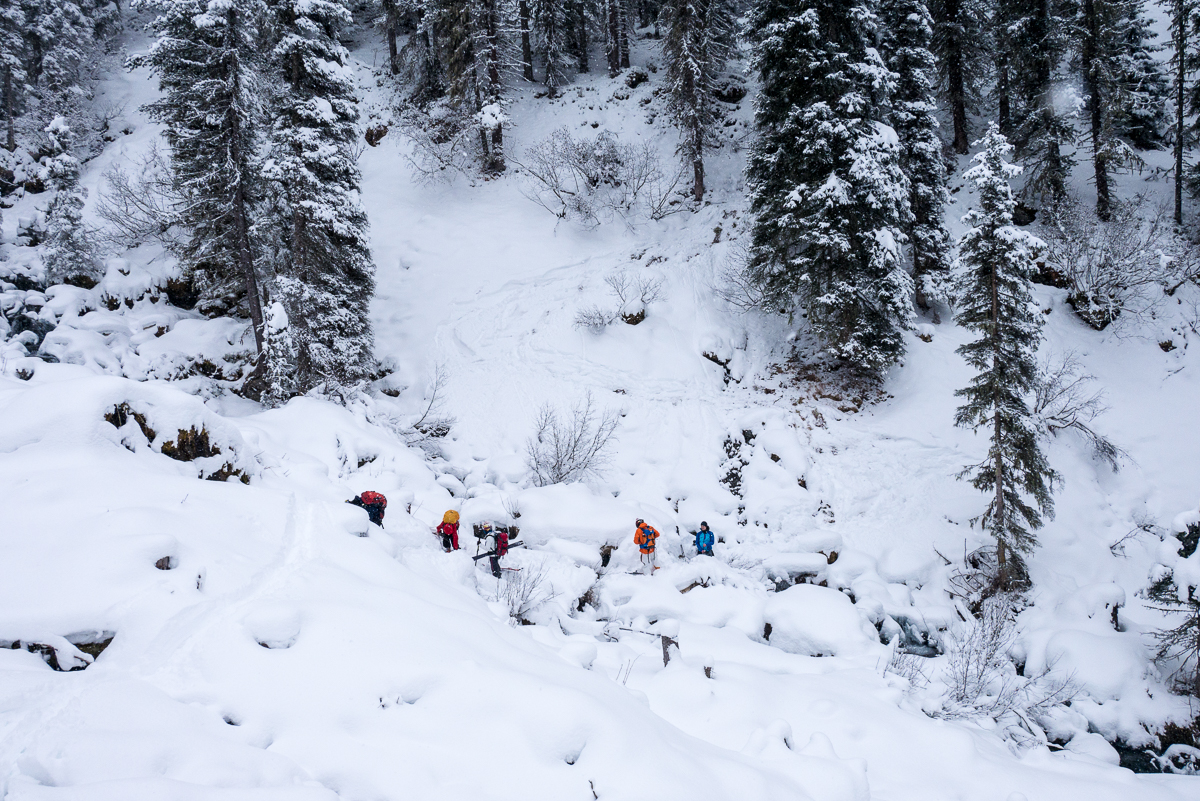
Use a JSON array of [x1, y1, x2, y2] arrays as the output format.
[[472, 541, 525, 561]]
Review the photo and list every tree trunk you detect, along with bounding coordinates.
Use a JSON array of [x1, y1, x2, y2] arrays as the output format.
[[577, 4, 590, 73], [606, 0, 621, 76], [618, 0, 630, 69], [990, 250, 1007, 590], [943, 0, 969, 154], [997, 59, 1010, 136], [483, 0, 504, 161], [387, 25, 399, 75], [1082, 0, 1110, 220], [519, 0, 535, 81], [3, 66, 13, 152], [225, 10, 265, 365], [1176, 0, 1186, 225]]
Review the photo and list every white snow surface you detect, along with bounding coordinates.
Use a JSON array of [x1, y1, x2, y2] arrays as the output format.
[[1, 20, 1199, 801]]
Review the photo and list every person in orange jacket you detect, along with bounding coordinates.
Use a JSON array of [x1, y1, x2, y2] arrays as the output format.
[[634, 518, 660, 573], [436, 510, 460, 552]]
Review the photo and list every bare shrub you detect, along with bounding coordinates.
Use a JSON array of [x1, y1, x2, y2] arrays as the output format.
[[393, 101, 487, 181], [96, 146, 185, 251], [515, 127, 684, 225], [886, 648, 930, 689], [606, 271, 664, 307], [1034, 352, 1126, 470], [411, 362, 455, 438], [573, 305, 618, 333], [941, 595, 1018, 714], [497, 562, 559, 623], [937, 595, 1077, 722], [1042, 198, 1175, 330], [501, 495, 522, 521], [713, 240, 766, 312], [574, 271, 665, 332], [526, 392, 619, 486]]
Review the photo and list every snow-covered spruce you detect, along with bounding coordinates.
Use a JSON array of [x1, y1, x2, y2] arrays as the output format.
[[263, 0, 377, 399], [40, 116, 99, 287], [744, 0, 912, 373], [880, 0, 951, 310], [658, 0, 735, 201], [134, 0, 270, 351], [952, 125, 1056, 589]]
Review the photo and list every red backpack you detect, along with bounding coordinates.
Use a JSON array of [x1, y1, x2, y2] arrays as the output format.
[[360, 491, 387, 508]]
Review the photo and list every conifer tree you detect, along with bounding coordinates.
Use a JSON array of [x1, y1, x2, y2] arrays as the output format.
[[396, 0, 443, 103], [953, 125, 1056, 590], [565, 0, 592, 73], [1148, 511, 1200, 696], [375, 0, 403, 75], [533, 0, 572, 94], [0, 0, 26, 151], [881, 0, 951, 309], [929, 0, 989, 154], [995, 0, 1074, 204], [264, 0, 376, 396], [27, 0, 94, 124], [135, 0, 269, 357], [1074, 0, 1166, 219], [1163, 0, 1198, 224], [477, 0, 504, 168], [41, 115, 98, 284], [261, 299, 298, 407], [659, 0, 734, 201], [745, 0, 912, 373]]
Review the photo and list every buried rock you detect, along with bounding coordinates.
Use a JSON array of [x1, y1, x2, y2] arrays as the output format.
[[3, 631, 114, 671], [160, 426, 250, 484], [105, 402, 157, 442]]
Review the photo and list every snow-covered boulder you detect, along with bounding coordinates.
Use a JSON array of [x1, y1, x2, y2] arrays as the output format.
[[764, 584, 878, 657]]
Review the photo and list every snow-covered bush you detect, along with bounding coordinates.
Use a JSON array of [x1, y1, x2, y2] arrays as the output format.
[[1041, 199, 1176, 330], [518, 128, 683, 225], [525, 392, 619, 486]]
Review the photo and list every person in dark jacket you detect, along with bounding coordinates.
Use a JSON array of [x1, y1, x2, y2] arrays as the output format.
[[348, 491, 387, 525], [694, 521, 715, 556]]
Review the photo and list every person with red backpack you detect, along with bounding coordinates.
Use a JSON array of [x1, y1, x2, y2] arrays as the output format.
[[436, 510, 461, 551], [634, 518, 660, 573], [349, 491, 387, 526], [488, 526, 510, 578]]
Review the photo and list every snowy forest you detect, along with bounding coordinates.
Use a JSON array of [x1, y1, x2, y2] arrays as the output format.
[[2, 0, 1200, 797]]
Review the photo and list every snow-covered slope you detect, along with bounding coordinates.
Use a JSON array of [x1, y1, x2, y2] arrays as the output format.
[[1, 22, 1199, 801]]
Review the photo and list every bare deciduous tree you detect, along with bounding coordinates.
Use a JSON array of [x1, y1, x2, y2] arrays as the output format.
[[526, 392, 619, 485], [1034, 352, 1126, 471], [96, 146, 186, 251]]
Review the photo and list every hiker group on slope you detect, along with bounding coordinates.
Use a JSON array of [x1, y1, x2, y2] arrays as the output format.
[[350, 490, 717, 577]]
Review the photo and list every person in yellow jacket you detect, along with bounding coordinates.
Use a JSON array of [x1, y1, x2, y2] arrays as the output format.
[[436, 510, 460, 551], [634, 518, 660, 574]]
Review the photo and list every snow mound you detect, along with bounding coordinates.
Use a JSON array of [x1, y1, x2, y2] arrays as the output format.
[[764, 584, 880, 657]]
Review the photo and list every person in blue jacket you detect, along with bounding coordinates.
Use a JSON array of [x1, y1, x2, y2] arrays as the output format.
[[694, 521, 715, 556]]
